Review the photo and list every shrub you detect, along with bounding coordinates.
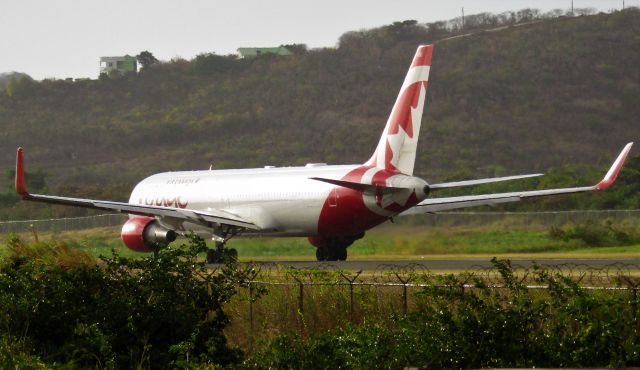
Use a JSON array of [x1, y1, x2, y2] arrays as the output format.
[[549, 220, 640, 247], [245, 259, 640, 369], [0, 234, 248, 369]]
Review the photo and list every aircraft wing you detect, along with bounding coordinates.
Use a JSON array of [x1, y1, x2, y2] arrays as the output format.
[[401, 142, 633, 215], [14, 148, 259, 230]]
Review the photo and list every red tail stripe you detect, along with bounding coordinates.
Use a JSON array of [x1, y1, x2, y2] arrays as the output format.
[[410, 45, 433, 67]]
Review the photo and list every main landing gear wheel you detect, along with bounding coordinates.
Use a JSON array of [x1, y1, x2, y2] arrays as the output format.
[[316, 247, 326, 261], [311, 233, 364, 262], [315, 246, 348, 262], [206, 242, 238, 264]]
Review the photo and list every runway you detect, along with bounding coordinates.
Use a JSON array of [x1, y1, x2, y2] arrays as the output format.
[[219, 259, 640, 271]]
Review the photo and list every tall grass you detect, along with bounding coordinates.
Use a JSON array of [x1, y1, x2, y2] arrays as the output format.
[[239, 260, 640, 368], [1, 217, 639, 261]]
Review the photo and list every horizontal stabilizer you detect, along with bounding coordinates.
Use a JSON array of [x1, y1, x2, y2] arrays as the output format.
[[309, 177, 403, 193], [429, 173, 543, 190]]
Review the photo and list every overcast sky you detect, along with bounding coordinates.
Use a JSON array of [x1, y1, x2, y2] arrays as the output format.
[[0, 0, 635, 80]]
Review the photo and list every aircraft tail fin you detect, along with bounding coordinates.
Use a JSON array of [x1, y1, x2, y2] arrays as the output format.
[[365, 44, 433, 175]]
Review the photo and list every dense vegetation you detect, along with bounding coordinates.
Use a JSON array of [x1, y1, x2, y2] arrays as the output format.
[[3, 236, 640, 369], [246, 259, 640, 369], [0, 72, 32, 91], [0, 9, 638, 220], [0, 235, 255, 368]]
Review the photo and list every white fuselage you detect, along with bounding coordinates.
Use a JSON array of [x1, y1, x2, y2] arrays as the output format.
[[129, 164, 358, 237]]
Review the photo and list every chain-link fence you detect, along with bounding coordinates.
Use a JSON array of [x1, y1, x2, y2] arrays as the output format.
[[0, 213, 126, 234], [224, 262, 640, 349], [405, 209, 640, 229]]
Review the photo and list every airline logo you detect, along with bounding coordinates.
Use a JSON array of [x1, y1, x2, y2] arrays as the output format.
[[353, 166, 419, 216], [139, 196, 188, 208], [319, 45, 434, 236], [317, 164, 422, 235], [367, 45, 432, 175]]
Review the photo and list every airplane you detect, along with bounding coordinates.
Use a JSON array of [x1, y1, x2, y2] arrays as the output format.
[[14, 44, 633, 262]]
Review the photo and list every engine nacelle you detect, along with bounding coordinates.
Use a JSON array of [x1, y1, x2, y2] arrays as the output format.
[[121, 216, 177, 252]]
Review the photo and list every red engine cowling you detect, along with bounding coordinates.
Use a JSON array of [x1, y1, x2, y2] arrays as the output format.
[[121, 216, 177, 252]]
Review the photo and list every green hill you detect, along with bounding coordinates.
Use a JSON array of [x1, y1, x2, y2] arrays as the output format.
[[0, 72, 32, 91], [0, 9, 638, 219]]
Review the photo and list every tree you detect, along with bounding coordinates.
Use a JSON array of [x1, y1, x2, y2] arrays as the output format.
[[5, 168, 46, 193], [0, 72, 32, 91], [281, 43, 308, 55], [0, 235, 251, 368], [136, 51, 159, 70]]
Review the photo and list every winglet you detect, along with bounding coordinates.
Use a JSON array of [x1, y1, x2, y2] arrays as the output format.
[[15, 147, 28, 197], [594, 142, 633, 190]]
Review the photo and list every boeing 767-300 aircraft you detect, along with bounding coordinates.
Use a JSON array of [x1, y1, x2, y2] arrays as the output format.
[[14, 45, 633, 261]]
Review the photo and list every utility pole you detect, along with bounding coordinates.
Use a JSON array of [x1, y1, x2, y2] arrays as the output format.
[[462, 7, 465, 29], [571, 0, 574, 15]]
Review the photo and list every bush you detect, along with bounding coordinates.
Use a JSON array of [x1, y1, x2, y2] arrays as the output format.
[[549, 220, 640, 247], [0, 336, 47, 369], [245, 259, 640, 369], [0, 234, 249, 369]]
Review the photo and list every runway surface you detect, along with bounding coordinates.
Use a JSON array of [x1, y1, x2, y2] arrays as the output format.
[[218, 259, 640, 271]]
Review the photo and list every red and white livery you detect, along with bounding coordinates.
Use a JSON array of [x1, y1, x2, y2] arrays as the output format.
[[14, 45, 634, 261]]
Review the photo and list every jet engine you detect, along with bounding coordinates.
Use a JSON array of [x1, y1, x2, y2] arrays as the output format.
[[121, 216, 177, 252]]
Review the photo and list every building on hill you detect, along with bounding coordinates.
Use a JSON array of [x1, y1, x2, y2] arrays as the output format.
[[237, 47, 292, 58], [99, 56, 137, 75]]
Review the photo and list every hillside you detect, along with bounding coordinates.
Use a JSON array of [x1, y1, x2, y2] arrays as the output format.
[[0, 72, 32, 91], [0, 9, 638, 218]]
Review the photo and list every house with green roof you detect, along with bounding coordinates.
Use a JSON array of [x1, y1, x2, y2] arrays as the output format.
[[99, 55, 137, 75], [237, 47, 292, 58]]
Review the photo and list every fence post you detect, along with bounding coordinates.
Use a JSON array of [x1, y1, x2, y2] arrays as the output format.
[[340, 271, 362, 321], [350, 283, 355, 319], [298, 281, 304, 315], [249, 282, 254, 352], [394, 272, 412, 315], [403, 284, 408, 315], [633, 287, 638, 322]]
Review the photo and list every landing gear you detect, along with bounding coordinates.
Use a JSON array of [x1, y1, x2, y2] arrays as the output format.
[[206, 226, 241, 264], [206, 241, 238, 264], [315, 247, 325, 261], [315, 246, 348, 261], [311, 233, 364, 262]]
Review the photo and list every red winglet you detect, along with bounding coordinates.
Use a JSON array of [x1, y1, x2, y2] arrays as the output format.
[[15, 147, 28, 196], [595, 142, 634, 190]]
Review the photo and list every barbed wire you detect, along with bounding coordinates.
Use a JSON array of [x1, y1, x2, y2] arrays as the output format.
[[242, 262, 640, 288]]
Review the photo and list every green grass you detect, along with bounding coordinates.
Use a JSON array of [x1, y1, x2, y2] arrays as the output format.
[[230, 238, 315, 258], [2, 221, 640, 261], [357, 226, 583, 255], [0, 228, 140, 259], [231, 225, 640, 260]]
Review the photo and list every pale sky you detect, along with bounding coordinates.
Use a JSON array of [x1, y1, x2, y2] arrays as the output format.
[[0, 0, 635, 80]]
